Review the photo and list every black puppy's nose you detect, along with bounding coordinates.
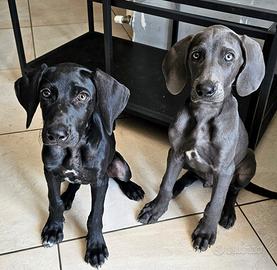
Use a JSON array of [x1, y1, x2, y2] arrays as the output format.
[[196, 81, 216, 97], [46, 127, 69, 143]]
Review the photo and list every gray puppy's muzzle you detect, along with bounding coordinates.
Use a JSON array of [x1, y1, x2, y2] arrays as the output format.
[[191, 78, 225, 104]]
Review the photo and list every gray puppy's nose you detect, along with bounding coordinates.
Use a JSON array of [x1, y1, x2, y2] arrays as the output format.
[[196, 81, 216, 97], [46, 127, 69, 143]]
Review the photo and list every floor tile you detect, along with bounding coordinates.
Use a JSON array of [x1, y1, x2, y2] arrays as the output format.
[[0, 69, 43, 134], [0, 0, 30, 29], [29, 0, 88, 26], [0, 246, 60, 270], [59, 211, 276, 270], [62, 118, 211, 240], [237, 114, 277, 204], [0, 131, 48, 253], [33, 23, 88, 57], [0, 118, 211, 254], [33, 14, 129, 58], [240, 200, 277, 261], [0, 28, 34, 70]]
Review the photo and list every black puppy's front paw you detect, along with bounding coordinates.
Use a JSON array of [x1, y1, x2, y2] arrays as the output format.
[[85, 239, 109, 268], [137, 197, 168, 224], [41, 220, 64, 247], [219, 206, 236, 229], [192, 219, 217, 252]]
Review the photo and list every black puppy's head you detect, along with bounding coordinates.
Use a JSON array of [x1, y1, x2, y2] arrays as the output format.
[[15, 63, 130, 146]]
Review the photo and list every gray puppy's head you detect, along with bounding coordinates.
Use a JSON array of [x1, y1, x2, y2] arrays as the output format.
[[162, 25, 265, 104]]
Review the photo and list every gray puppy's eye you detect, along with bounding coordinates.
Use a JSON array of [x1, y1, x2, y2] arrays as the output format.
[[224, 52, 235, 62], [40, 88, 51, 98], [76, 91, 89, 102], [191, 51, 201, 60]]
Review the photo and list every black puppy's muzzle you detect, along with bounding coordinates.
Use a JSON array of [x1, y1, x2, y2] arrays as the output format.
[[195, 81, 216, 98], [43, 125, 69, 145]]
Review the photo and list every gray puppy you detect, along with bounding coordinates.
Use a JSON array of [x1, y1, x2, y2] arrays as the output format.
[[138, 25, 265, 251]]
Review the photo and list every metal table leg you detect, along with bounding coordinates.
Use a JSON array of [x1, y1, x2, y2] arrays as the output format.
[[8, 0, 26, 74], [87, 0, 95, 33], [103, 0, 113, 74]]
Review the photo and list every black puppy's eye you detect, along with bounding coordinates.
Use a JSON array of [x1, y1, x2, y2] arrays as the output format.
[[191, 51, 201, 61], [76, 91, 89, 102], [40, 88, 51, 98], [224, 52, 235, 62]]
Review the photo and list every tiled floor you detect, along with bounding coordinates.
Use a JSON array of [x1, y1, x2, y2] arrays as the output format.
[[0, 1, 276, 269]]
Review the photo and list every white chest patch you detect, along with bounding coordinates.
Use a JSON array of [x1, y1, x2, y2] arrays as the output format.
[[64, 169, 78, 176], [185, 149, 198, 160], [63, 169, 81, 184], [64, 177, 81, 184]]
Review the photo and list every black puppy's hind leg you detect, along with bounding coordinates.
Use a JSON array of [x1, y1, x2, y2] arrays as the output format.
[[107, 151, 144, 201], [61, 183, 81, 210], [172, 170, 200, 198], [219, 149, 256, 229]]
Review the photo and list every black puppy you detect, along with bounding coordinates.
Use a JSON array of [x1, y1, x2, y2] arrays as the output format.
[[15, 63, 144, 268]]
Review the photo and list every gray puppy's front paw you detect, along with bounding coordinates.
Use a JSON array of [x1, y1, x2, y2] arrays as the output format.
[[192, 218, 217, 251], [137, 197, 168, 224]]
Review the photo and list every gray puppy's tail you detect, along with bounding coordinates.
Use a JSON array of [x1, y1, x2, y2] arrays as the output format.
[[245, 182, 277, 199]]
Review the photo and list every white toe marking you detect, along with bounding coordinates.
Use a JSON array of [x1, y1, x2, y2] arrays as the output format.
[[43, 241, 54, 248]]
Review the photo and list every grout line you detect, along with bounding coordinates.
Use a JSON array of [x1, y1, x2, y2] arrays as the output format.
[[60, 211, 203, 244], [57, 244, 63, 270], [0, 128, 42, 137], [0, 212, 203, 256], [238, 206, 277, 266], [237, 198, 272, 207], [0, 22, 89, 31], [27, 0, 37, 59], [0, 244, 43, 257]]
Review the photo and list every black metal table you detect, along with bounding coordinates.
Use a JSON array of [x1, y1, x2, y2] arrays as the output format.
[[8, 0, 277, 150]]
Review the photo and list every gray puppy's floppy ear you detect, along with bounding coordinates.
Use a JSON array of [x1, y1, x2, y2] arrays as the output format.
[[162, 35, 194, 95], [14, 63, 48, 128], [93, 69, 130, 135], [236, 35, 265, 97]]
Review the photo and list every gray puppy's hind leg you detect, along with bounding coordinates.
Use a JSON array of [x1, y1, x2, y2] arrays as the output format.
[[219, 149, 256, 229], [108, 151, 145, 201], [172, 170, 200, 198]]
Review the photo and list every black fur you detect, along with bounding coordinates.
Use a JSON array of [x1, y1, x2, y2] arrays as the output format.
[[15, 63, 144, 268]]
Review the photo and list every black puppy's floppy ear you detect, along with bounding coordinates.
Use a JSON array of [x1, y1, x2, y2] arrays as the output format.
[[236, 35, 265, 97], [93, 69, 130, 135], [162, 35, 194, 95], [15, 64, 48, 128]]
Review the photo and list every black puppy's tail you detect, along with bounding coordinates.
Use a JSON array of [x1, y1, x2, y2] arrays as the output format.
[[245, 182, 277, 199]]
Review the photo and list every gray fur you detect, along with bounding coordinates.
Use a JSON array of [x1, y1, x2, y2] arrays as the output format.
[[138, 25, 265, 251]]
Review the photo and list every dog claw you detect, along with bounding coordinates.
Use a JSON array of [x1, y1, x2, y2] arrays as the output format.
[[192, 219, 217, 252], [137, 199, 168, 224], [85, 240, 109, 268], [41, 219, 64, 247]]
